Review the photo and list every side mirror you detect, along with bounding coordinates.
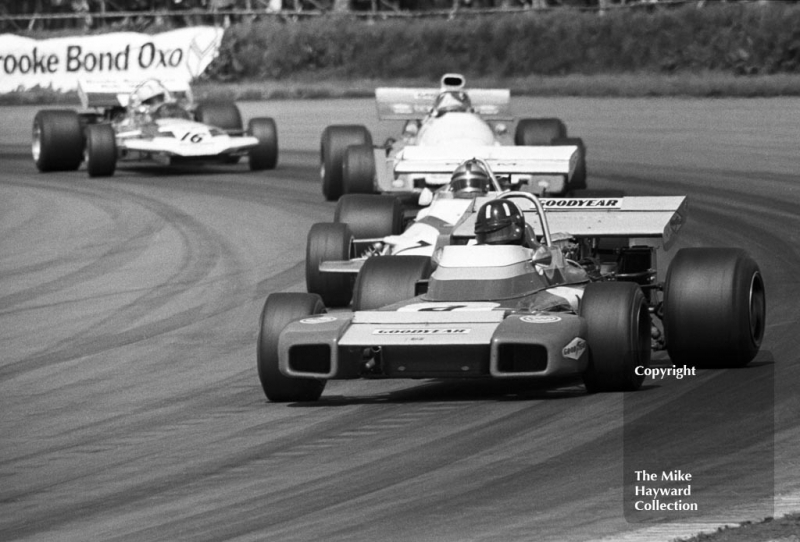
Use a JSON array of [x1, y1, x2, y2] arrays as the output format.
[[532, 247, 553, 267]]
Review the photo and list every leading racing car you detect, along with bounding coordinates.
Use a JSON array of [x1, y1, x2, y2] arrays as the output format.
[[32, 78, 278, 177], [320, 73, 587, 200], [258, 189, 766, 402]]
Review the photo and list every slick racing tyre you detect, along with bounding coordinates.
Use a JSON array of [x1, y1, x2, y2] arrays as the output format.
[[581, 282, 650, 393], [248, 117, 279, 170], [514, 118, 567, 146], [353, 256, 432, 311], [321, 125, 373, 201], [194, 101, 243, 132], [32, 110, 84, 172], [306, 222, 355, 307], [342, 144, 376, 195], [553, 137, 587, 191], [663, 248, 765, 368], [334, 194, 403, 239], [257, 293, 327, 402], [85, 124, 117, 177]]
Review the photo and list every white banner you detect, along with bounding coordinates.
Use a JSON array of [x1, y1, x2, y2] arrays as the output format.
[[0, 26, 224, 93]]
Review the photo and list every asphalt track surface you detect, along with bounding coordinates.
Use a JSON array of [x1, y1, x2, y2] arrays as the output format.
[[1, 98, 798, 542]]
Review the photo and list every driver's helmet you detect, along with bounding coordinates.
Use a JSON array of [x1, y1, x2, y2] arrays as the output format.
[[132, 80, 172, 108], [450, 159, 492, 198], [474, 199, 525, 245], [433, 90, 472, 115]]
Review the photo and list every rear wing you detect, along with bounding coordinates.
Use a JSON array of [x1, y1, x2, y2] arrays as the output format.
[[453, 196, 688, 250], [77, 78, 193, 109], [375, 88, 511, 120], [394, 145, 578, 176]]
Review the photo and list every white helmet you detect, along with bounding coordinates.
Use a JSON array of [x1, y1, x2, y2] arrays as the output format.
[[131, 79, 172, 107]]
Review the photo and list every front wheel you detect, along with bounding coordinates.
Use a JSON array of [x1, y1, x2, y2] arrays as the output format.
[[663, 248, 765, 368], [248, 117, 278, 170], [581, 281, 650, 393], [85, 124, 117, 177], [257, 293, 327, 402]]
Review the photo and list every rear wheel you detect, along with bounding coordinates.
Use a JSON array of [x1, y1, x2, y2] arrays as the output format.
[[353, 256, 432, 311], [663, 248, 765, 368], [342, 144, 377, 194], [32, 110, 84, 172], [85, 124, 117, 177], [514, 118, 567, 146], [321, 125, 372, 201], [334, 194, 403, 239], [194, 102, 243, 132], [306, 222, 354, 307], [257, 293, 327, 402], [248, 117, 278, 170], [581, 282, 650, 393]]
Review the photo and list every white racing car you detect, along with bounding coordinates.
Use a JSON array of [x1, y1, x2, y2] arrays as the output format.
[[320, 73, 586, 200], [32, 78, 278, 177], [307, 158, 517, 306], [259, 189, 766, 402]]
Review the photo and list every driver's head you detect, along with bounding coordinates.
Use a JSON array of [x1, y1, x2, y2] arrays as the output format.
[[133, 80, 170, 107], [433, 90, 471, 115], [450, 159, 492, 199], [474, 199, 525, 245], [142, 93, 166, 106]]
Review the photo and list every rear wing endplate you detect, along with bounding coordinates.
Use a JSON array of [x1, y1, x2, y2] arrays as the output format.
[[78, 78, 192, 109], [375, 88, 511, 120]]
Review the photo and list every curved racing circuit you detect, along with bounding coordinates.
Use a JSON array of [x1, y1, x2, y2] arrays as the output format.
[[0, 98, 798, 542]]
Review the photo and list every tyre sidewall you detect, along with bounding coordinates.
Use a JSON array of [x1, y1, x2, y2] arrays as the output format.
[[334, 194, 403, 239], [353, 256, 432, 311], [248, 117, 278, 170], [257, 293, 327, 402], [321, 125, 372, 201], [305, 222, 355, 307], [664, 248, 765, 367], [86, 124, 116, 177], [342, 144, 376, 195], [582, 282, 650, 392], [33, 110, 83, 172]]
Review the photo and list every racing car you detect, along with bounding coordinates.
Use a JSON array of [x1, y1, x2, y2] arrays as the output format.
[[32, 78, 278, 177], [258, 190, 766, 402], [320, 73, 587, 200], [307, 158, 515, 307]]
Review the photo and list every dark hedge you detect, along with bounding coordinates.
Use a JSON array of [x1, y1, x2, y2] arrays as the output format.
[[205, 4, 800, 81]]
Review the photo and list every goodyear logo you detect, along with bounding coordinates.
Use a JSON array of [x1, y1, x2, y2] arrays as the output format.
[[562, 338, 587, 360], [540, 198, 621, 209], [373, 328, 470, 335]]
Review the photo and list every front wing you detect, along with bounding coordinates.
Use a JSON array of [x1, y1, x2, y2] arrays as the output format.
[[277, 310, 588, 380], [119, 134, 259, 158]]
